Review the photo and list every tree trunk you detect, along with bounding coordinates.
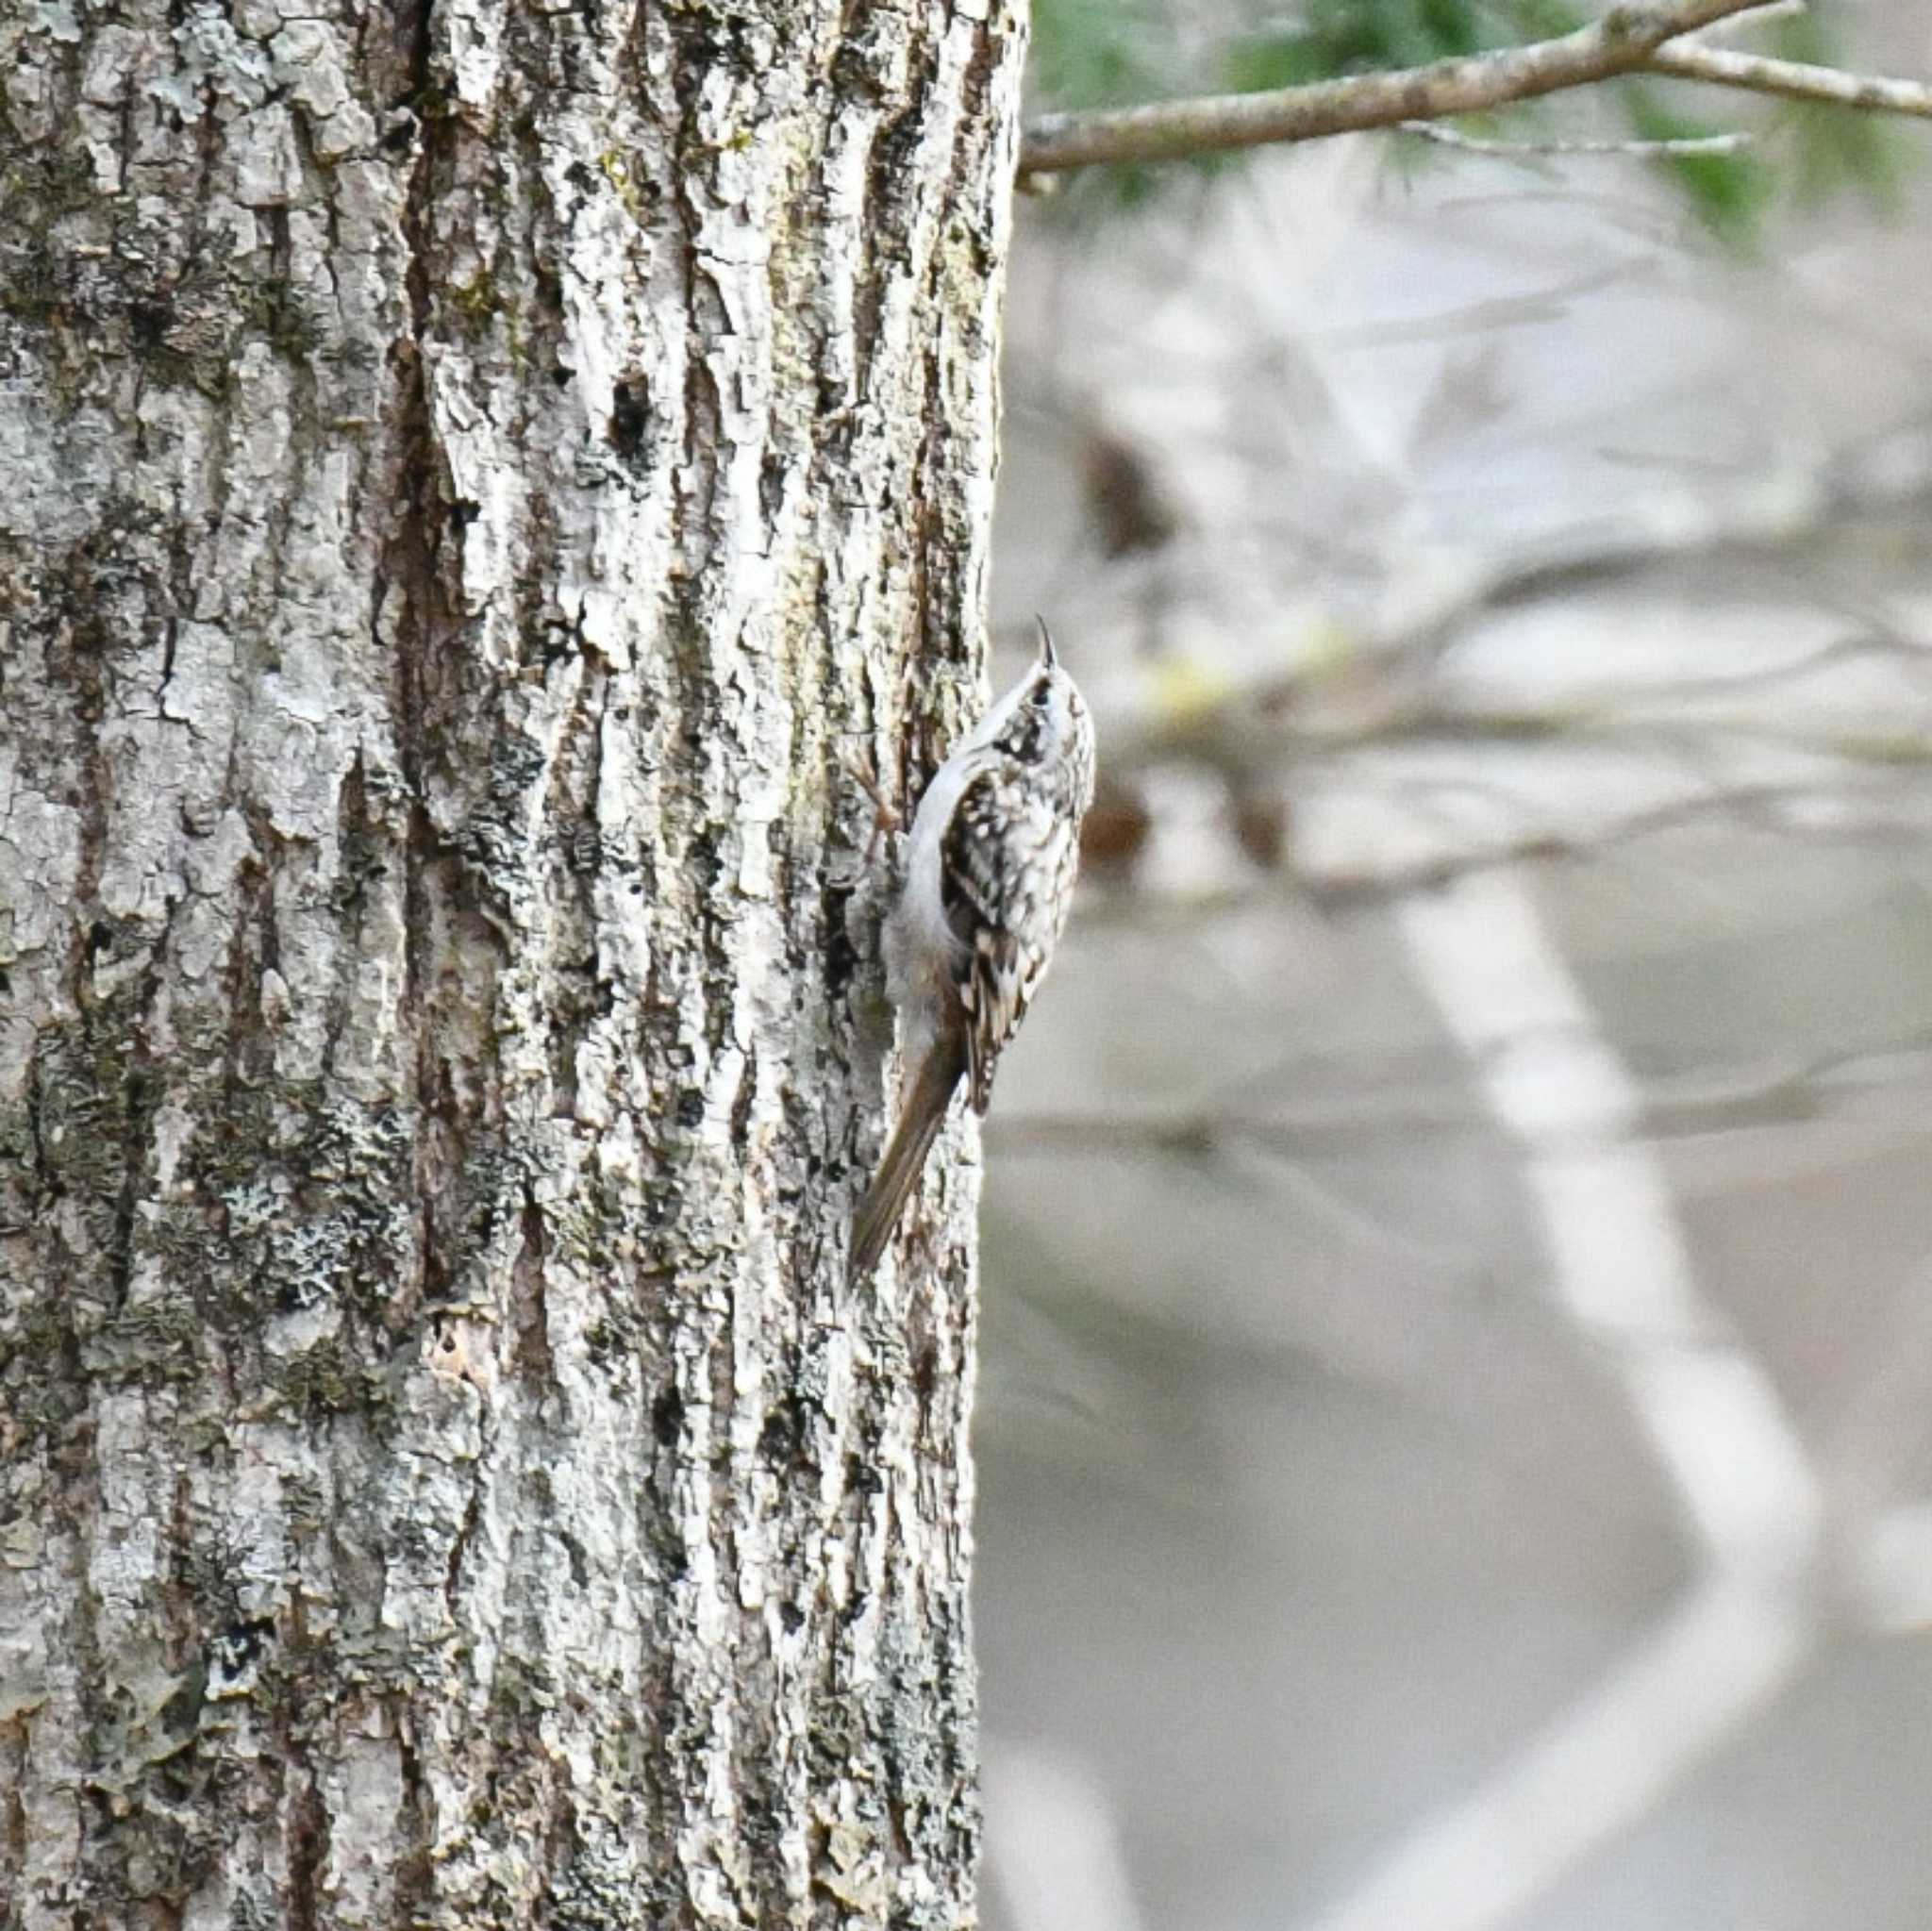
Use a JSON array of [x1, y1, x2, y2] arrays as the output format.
[[0, 0, 1024, 1920]]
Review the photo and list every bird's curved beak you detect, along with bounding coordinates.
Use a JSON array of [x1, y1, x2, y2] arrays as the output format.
[[1034, 616, 1058, 670]]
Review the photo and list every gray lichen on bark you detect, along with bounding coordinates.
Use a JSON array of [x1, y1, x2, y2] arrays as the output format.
[[0, 0, 1026, 1922]]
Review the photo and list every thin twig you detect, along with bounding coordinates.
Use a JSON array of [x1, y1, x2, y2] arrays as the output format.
[[1645, 40, 1932, 117], [1017, 0, 1932, 178], [1398, 120, 1752, 157], [991, 1038, 1932, 1161]]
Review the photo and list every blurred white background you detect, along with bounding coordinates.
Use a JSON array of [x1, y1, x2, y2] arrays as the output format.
[[975, 12, 1932, 1926]]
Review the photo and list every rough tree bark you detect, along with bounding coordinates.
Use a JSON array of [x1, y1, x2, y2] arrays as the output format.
[[0, 0, 1025, 1922]]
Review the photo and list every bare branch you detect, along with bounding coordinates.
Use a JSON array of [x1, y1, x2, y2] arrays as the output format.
[[1017, 0, 1932, 179], [1018, 0, 1774, 175], [1645, 39, 1932, 118]]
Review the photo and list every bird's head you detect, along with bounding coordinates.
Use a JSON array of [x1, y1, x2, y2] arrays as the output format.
[[978, 618, 1093, 796]]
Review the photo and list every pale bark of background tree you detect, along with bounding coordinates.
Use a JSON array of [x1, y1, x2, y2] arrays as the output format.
[[0, 0, 1025, 1922]]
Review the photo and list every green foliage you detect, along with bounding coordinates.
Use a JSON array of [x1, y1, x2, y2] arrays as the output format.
[[1029, 0, 1913, 246], [1030, 0, 1175, 108], [1619, 81, 1774, 246], [1769, 11, 1910, 214], [1222, 0, 1534, 85]]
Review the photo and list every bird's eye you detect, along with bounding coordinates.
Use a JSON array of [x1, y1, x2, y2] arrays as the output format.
[[1030, 682, 1052, 708]]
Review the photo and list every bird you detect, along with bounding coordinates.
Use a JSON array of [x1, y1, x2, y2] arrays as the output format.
[[850, 618, 1096, 1282]]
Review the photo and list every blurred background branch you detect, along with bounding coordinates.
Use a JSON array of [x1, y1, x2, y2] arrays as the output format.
[[980, 5, 1932, 1927]]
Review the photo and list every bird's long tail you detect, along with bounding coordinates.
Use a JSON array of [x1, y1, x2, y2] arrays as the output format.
[[849, 1037, 967, 1284]]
